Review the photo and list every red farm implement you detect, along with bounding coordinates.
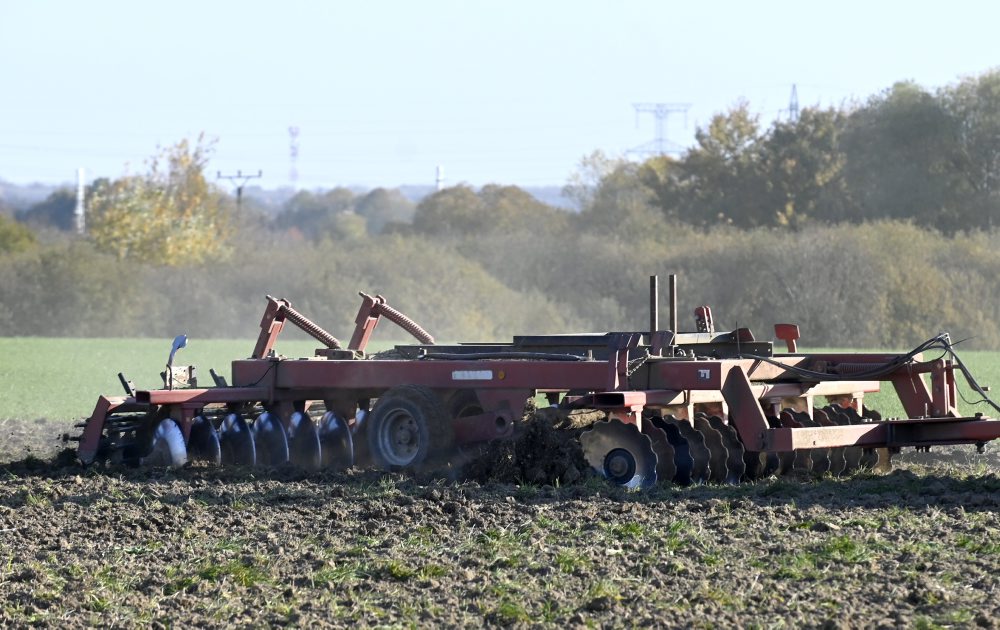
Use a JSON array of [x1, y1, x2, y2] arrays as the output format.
[[74, 277, 1000, 488]]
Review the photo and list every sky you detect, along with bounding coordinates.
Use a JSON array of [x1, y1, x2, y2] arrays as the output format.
[[1, 0, 998, 191]]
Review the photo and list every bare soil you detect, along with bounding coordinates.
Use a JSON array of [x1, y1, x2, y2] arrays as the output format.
[[1, 416, 999, 628]]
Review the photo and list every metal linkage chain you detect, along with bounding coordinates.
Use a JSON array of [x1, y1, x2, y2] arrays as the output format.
[[626, 350, 651, 378]]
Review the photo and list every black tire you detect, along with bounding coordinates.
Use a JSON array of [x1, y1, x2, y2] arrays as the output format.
[[366, 385, 454, 470]]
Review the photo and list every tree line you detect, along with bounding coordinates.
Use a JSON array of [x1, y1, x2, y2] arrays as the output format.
[[2, 70, 1000, 349]]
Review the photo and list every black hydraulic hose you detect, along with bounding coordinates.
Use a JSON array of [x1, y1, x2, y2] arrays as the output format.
[[739, 333, 1000, 415]]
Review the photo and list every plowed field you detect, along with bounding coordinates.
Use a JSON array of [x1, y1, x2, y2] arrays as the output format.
[[1, 418, 999, 628]]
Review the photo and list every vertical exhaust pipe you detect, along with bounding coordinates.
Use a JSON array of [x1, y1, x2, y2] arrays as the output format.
[[669, 273, 678, 336]]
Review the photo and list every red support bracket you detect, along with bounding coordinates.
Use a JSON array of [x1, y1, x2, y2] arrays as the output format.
[[774, 323, 800, 353]]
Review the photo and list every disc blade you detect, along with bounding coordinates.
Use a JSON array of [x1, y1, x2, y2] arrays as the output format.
[[693, 416, 729, 484], [579, 419, 657, 489], [141, 418, 187, 468], [220, 412, 256, 466], [651, 416, 693, 486], [253, 412, 289, 467], [319, 411, 354, 470], [642, 423, 675, 486], [287, 411, 322, 470], [663, 415, 711, 483], [188, 415, 221, 465], [708, 415, 746, 484]]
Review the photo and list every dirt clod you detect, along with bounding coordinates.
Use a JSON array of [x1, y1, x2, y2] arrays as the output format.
[[460, 407, 602, 485]]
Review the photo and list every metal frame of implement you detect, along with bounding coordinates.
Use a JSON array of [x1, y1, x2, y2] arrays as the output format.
[[76, 278, 1000, 481]]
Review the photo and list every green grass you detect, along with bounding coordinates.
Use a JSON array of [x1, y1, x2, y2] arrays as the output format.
[[0, 337, 398, 421]]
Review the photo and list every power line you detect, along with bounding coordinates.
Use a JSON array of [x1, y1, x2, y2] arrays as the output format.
[[216, 169, 263, 214]]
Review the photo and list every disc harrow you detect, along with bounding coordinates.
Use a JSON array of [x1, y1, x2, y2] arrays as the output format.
[[73, 277, 1000, 491]]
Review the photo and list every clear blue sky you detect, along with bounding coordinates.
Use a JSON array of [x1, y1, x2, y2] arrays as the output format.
[[1, 0, 997, 190]]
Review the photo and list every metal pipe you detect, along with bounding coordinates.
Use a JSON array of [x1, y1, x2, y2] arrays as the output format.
[[669, 274, 678, 334], [649, 275, 658, 337]]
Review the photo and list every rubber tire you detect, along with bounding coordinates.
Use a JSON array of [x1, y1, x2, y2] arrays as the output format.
[[366, 385, 453, 470]]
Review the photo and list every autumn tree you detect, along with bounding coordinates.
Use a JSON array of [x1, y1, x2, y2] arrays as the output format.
[[274, 187, 356, 239], [86, 137, 232, 265], [0, 214, 36, 254], [413, 184, 567, 235], [942, 70, 1000, 228], [354, 188, 415, 234]]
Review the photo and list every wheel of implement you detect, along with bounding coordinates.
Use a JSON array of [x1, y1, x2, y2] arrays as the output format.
[[188, 415, 221, 465], [287, 411, 322, 470], [253, 411, 290, 467], [366, 385, 453, 470], [220, 412, 256, 466], [318, 411, 354, 470], [580, 419, 658, 489], [140, 418, 188, 468]]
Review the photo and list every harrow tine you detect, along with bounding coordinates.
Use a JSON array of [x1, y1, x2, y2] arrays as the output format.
[[664, 415, 711, 483], [641, 422, 676, 486], [708, 415, 746, 484], [692, 416, 730, 484], [651, 416, 692, 486]]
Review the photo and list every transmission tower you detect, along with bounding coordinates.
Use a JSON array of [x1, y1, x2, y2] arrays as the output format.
[[628, 102, 691, 158], [788, 84, 800, 122]]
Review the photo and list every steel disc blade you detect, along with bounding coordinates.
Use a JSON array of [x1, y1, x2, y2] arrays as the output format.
[[793, 411, 831, 474], [665, 416, 711, 483], [141, 418, 188, 468], [253, 412, 289, 467], [319, 411, 354, 470], [579, 419, 657, 489], [188, 415, 221, 465], [708, 416, 746, 484], [220, 413, 256, 466], [693, 416, 729, 484], [651, 417, 693, 486], [641, 423, 675, 486], [287, 411, 322, 470], [814, 409, 848, 476]]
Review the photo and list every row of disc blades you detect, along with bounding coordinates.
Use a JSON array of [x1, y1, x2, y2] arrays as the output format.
[[580, 405, 887, 488], [133, 410, 355, 470]]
